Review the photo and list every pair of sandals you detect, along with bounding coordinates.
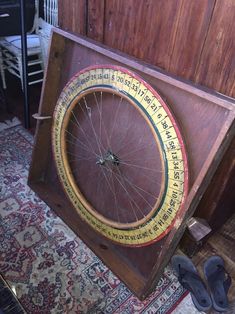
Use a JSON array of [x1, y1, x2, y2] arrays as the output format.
[[171, 255, 232, 312]]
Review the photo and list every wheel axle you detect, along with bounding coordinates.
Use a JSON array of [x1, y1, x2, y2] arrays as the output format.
[[96, 150, 120, 166]]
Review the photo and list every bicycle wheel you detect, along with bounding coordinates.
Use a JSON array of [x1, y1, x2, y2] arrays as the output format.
[[52, 65, 188, 247]]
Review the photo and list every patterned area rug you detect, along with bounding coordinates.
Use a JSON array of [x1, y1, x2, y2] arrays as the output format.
[[0, 122, 188, 314]]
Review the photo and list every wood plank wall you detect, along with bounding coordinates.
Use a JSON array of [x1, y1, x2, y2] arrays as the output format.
[[58, 0, 235, 98]]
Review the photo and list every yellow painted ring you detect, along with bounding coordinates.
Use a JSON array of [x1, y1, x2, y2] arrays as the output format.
[[52, 65, 189, 247]]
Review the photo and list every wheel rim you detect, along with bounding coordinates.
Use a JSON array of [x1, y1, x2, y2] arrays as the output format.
[[52, 65, 189, 246]]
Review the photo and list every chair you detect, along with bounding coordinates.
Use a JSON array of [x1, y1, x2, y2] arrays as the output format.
[[0, 0, 43, 90], [0, 46, 6, 88], [43, 0, 58, 26], [37, 0, 58, 67]]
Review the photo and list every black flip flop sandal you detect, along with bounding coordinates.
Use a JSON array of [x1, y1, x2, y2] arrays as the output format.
[[171, 255, 212, 312], [203, 255, 231, 312]]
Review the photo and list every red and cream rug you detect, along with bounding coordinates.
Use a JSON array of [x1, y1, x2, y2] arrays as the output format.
[[0, 120, 193, 314]]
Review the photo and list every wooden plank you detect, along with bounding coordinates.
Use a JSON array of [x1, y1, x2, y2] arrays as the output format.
[[104, 0, 182, 71], [180, 138, 235, 257], [195, 0, 235, 98], [58, 0, 87, 35], [53, 29, 235, 111], [194, 137, 235, 229], [169, 0, 215, 80], [87, 0, 105, 42], [58, 0, 235, 98]]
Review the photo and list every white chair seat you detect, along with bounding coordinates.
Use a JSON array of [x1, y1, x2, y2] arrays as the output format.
[[4, 34, 41, 49], [0, 32, 43, 89], [0, 0, 58, 90], [1, 34, 40, 50], [1, 35, 42, 57], [37, 18, 54, 65]]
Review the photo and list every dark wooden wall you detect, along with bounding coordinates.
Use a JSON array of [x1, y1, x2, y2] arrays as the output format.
[[58, 0, 235, 98]]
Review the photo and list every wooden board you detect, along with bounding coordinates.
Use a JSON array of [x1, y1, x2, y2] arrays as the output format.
[[28, 28, 235, 299], [58, 0, 235, 98], [58, 0, 87, 35]]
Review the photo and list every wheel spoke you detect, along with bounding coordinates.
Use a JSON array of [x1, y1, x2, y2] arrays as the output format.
[[61, 88, 164, 227]]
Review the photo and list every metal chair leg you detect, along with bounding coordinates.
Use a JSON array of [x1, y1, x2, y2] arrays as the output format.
[[0, 48, 7, 89]]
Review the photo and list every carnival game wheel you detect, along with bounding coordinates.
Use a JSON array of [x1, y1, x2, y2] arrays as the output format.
[[52, 65, 188, 247]]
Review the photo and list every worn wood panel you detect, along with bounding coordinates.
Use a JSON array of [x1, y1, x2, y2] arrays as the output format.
[[58, 0, 235, 97], [169, 0, 216, 80], [180, 137, 235, 257], [195, 0, 235, 98], [194, 137, 235, 229], [104, 0, 182, 71], [87, 0, 105, 42], [58, 0, 87, 35]]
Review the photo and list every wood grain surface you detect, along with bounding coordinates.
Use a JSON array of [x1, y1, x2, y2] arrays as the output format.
[[195, 0, 235, 98], [87, 0, 105, 42], [58, 0, 87, 35], [58, 0, 235, 98]]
